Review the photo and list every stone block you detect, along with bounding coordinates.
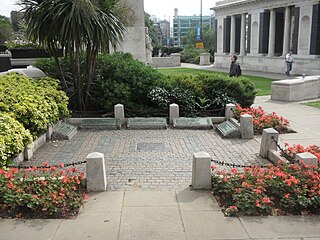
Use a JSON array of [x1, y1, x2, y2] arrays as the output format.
[[225, 103, 236, 119], [46, 124, 53, 141], [169, 103, 179, 125], [268, 149, 286, 164], [295, 152, 318, 167], [215, 120, 240, 138], [240, 114, 254, 139], [33, 134, 47, 152], [7, 67, 46, 78], [192, 152, 211, 190], [199, 52, 211, 66], [173, 117, 213, 129], [211, 117, 226, 124], [24, 143, 34, 161], [127, 118, 167, 129], [171, 53, 181, 67], [52, 123, 78, 139], [86, 152, 107, 192], [260, 128, 279, 159], [80, 118, 120, 130], [114, 104, 125, 125]]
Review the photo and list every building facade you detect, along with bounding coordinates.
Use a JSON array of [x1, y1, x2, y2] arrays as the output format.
[[154, 20, 171, 46], [212, 0, 320, 75], [173, 8, 215, 47]]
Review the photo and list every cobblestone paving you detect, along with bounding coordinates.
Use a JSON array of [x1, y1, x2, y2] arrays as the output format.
[[30, 129, 269, 190]]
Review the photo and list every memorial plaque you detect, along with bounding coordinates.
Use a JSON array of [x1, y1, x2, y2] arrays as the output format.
[[216, 120, 240, 138], [52, 123, 77, 140], [136, 142, 166, 151], [80, 118, 120, 129], [173, 117, 213, 129], [127, 118, 167, 129]]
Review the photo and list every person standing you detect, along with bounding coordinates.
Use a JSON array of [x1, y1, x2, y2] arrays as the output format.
[[229, 54, 242, 77], [285, 50, 293, 76]]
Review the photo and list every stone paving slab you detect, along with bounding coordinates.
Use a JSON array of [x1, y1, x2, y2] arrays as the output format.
[[30, 129, 268, 190], [124, 191, 178, 207], [0, 219, 62, 240], [240, 216, 320, 239]]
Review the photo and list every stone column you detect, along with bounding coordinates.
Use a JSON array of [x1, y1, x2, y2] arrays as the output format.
[[225, 103, 236, 120], [268, 9, 276, 56], [259, 128, 279, 159], [114, 104, 125, 125], [192, 152, 211, 190], [200, 52, 211, 65], [169, 103, 179, 125], [86, 152, 107, 192], [296, 152, 318, 167], [240, 13, 246, 56], [230, 15, 236, 54], [282, 6, 291, 55], [240, 114, 254, 139]]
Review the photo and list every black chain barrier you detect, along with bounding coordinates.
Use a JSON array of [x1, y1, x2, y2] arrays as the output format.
[[270, 136, 297, 164], [0, 160, 87, 169], [211, 158, 269, 168]]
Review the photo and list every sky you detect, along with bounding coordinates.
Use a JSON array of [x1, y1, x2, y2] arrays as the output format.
[[1, 0, 217, 19]]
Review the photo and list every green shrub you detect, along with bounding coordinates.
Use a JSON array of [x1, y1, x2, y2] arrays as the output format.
[[0, 113, 32, 165], [0, 73, 69, 136], [180, 46, 209, 64], [92, 52, 163, 114]]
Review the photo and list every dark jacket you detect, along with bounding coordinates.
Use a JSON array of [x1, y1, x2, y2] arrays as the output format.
[[229, 61, 242, 77]]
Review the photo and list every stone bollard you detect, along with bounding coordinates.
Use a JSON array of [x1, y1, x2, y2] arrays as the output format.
[[240, 114, 254, 139], [225, 103, 236, 120], [114, 104, 125, 125], [86, 152, 107, 192], [295, 152, 318, 167], [199, 52, 211, 66], [259, 128, 279, 159], [171, 53, 181, 67], [192, 152, 211, 190], [169, 103, 179, 125]]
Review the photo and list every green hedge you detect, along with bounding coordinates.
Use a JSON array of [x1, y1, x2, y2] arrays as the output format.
[[0, 113, 32, 165], [0, 73, 69, 136]]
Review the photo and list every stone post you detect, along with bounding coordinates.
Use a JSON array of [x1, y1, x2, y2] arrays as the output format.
[[240, 114, 254, 139], [114, 104, 125, 125], [192, 152, 211, 190], [295, 152, 318, 167], [200, 52, 211, 65], [169, 103, 179, 125], [171, 53, 181, 67], [268, 9, 276, 56], [86, 152, 107, 192], [260, 128, 279, 159], [240, 13, 246, 56], [282, 6, 291, 56], [225, 103, 236, 120], [230, 15, 236, 54]]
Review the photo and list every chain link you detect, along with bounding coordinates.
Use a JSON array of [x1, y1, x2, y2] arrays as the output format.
[[270, 136, 297, 164], [0, 160, 87, 169], [211, 158, 269, 168]]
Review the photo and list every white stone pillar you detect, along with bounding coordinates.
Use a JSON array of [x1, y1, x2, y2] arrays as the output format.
[[200, 52, 211, 65], [225, 103, 236, 120], [217, 18, 223, 54], [192, 152, 211, 190], [240, 13, 246, 56], [240, 114, 254, 139], [260, 128, 279, 159], [114, 104, 125, 125], [169, 103, 179, 125], [296, 152, 318, 167], [230, 15, 236, 54], [268, 9, 276, 56], [86, 152, 107, 192], [282, 6, 291, 56]]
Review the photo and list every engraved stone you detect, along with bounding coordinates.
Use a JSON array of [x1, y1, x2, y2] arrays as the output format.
[[173, 117, 213, 129], [216, 120, 240, 138], [127, 118, 167, 129], [80, 118, 121, 130], [52, 123, 77, 140]]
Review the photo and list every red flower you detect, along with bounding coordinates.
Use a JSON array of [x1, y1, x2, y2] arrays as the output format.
[[263, 197, 271, 204], [33, 195, 39, 199]]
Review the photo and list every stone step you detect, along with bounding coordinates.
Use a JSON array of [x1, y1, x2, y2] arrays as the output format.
[[215, 120, 240, 138], [173, 117, 213, 129], [52, 123, 77, 140], [80, 118, 121, 130], [127, 118, 167, 129]]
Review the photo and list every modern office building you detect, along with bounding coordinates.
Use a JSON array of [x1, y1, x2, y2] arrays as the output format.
[[212, 0, 320, 75], [154, 19, 171, 46], [173, 8, 215, 47]]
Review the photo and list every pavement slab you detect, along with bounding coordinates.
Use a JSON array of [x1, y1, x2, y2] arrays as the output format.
[[124, 190, 178, 207]]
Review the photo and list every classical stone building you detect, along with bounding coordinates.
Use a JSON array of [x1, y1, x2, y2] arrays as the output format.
[[212, 0, 320, 75]]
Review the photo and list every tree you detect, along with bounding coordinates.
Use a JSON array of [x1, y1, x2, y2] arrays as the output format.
[[0, 15, 13, 43], [20, 0, 128, 111], [144, 12, 158, 47]]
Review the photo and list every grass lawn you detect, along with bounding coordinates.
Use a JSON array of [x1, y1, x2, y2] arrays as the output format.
[[303, 101, 320, 109], [157, 68, 275, 96]]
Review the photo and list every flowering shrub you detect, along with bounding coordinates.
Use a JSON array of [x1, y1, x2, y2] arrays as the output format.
[[281, 143, 320, 163], [235, 105, 293, 134], [0, 164, 87, 218], [212, 161, 320, 216]]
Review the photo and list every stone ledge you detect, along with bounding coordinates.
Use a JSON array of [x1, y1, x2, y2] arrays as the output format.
[[127, 118, 167, 129], [173, 117, 213, 129]]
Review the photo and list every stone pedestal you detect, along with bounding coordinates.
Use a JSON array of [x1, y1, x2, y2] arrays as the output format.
[[192, 152, 211, 190], [225, 103, 236, 120], [169, 103, 179, 125], [296, 152, 318, 167], [240, 114, 254, 139], [199, 53, 211, 66], [114, 104, 125, 125], [171, 53, 181, 67], [86, 152, 107, 192], [260, 128, 279, 159]]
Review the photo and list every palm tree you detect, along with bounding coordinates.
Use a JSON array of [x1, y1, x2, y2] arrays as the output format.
[[20, 0, 127, 111]]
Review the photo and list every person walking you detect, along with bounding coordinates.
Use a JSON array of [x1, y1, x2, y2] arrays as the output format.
[[285, 50, 293, 76], [229, 54, 242, 77]]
